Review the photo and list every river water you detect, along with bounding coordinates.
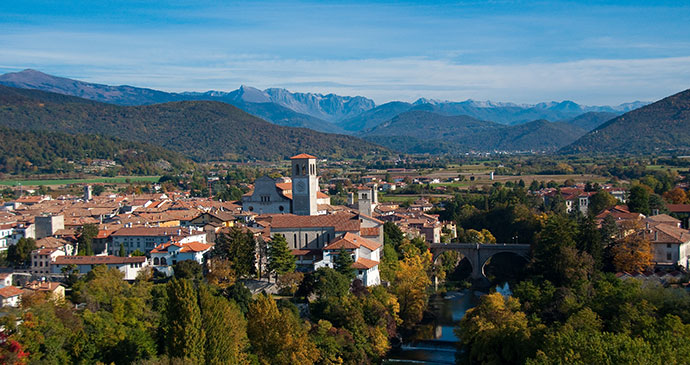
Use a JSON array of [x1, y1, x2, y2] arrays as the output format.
[[384, 283, 511, 364]]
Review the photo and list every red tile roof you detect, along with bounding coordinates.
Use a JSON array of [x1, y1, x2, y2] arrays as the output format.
[[150, 241, 212, 254], [324, 232, 381, 251], [54, 255, 146, 265], [0, 286, 23, 298], [352, 257, 379, 270], [360, 227, 380, 237], [269, 213, 361, 232], [290, 153, 317, 160]]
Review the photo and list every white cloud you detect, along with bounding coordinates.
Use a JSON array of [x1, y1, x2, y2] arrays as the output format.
[[1, 43, 689, 105]]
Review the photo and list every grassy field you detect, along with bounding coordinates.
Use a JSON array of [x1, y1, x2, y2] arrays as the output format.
[[0, 176, 161, 186]]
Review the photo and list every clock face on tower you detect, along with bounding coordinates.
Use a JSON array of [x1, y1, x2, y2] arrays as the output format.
[[296, 181, 306, 193]]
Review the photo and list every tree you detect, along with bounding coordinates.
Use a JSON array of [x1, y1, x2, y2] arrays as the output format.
[[198, 286, 248, 364], [213, 227, 256, 278], [165, 278, 205, 361], [588, 191, 618, 216], [663, 187, 688, 204], [312, 267, 351, 299], [92, 185, 105, 196], [393, 253, 431, 329], [611, 231, 653, 273], [531, 215, 593, 286], [206, 258, 236, 289], [6, 237, 36, 267], [118, 243, 125, 257], [172, 260, 203, 281], [456, 292, 534, 364], [77, 223, 99, 256], [577, 215, 603, 268], [268, 235, 296, 279], [246, 294, 319, 365], [628, 185, 650, 215], [333, 249, 356, 280]]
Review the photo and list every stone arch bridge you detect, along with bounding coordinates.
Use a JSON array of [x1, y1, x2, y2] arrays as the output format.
[[430, 243, 531, 284]]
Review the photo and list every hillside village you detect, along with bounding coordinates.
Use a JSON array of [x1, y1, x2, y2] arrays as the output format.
[[0, 154, 461, 304], [1, 153, 690, 309]]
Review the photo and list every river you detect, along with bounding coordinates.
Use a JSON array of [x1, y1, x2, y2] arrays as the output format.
[[383, 283, 511, 364]]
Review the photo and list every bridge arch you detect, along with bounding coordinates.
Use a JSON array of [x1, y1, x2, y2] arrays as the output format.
[[430, 243, 531, 284]]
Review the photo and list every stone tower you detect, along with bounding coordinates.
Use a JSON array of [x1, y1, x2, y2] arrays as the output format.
[[291, 153, 319, 215], [357, 184, 378, 216]]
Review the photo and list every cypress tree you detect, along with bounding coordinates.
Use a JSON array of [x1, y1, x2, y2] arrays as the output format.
[[334, 249, 356, 280], [198, 286, 247, 364], [165, 278, 205, 361], [268, 234, 296, 279]]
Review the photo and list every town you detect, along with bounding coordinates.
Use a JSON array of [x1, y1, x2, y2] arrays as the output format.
[[2, 151, 690, 363]]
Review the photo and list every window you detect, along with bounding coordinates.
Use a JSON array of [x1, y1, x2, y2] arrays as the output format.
[[667, 243, 672, 248], [305, 233, 308, 245], [667, 253, 673, 260], [154, 257, 160, 265], [294, 234, 297, 246], [161, 257, 167, 265], [279, 205, 284, 211]]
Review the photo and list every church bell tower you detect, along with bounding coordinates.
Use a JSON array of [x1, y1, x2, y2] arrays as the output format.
[[291, 153, 318, 215]]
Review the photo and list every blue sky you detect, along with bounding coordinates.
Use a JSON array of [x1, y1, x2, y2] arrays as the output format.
[[1, 0, 689, 104]]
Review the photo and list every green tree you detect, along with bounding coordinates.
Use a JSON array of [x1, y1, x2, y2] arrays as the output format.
[[6, 237, 36, 267], [77, 223, 99, 256], [456, 292, 534, 364], [312, 267, 351, 299], [577, 215, 603, 268], [213, 227, 256, 278], [172, 260, 203, 281], [333, 249, 356, 280], [532, 215, 593, 288], [588, 190, 618, 216], [198, 286, 248, 364], [165, 278, 205, 362], [628, 185, 650, 215], [268, 234, 296, 279], [118, 243, 125, 257]]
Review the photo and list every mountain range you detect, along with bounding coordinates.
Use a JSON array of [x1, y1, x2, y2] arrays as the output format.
[[3, 68, 687, 157], [562, 88, 690, 154], [0, 69, 647, 134], [0, 85, 389, 161]]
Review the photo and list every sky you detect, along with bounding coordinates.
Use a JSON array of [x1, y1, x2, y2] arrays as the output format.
[[1, 0, 689, 105]]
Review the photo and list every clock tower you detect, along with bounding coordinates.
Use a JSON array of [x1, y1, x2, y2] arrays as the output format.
[[290, 153, 319, 215]]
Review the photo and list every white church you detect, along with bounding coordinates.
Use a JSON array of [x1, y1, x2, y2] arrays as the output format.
[[242, 153, 331, 215], [243, 153, 383, 286]]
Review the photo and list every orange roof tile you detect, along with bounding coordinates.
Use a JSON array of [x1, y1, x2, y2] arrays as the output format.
[[0, 286, 23, 298], [352, 257, 379, 270], [324, 232, 381, 251], [290, 153, 317, 160]]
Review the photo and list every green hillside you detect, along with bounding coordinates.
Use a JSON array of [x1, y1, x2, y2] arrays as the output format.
[[0, 126, 192, 175], [0, 85, 389, 161], [562, 89, 690, 154], [360, 111, 586, 154]]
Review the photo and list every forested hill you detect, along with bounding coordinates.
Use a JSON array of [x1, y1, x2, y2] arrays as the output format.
[[0, 126, 193, 175], [360, 111, 586, 154], [0, 85, 389, 161], [562, 88, 690, 154]]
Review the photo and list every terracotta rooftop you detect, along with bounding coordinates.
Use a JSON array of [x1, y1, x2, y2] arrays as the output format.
[[0, 286, 23, 298], [290, 153, 317, 160], [352, 257, 379, 270], [269, 213, 361, 232], [151, 241, 212, 254], [111, 226, 202, 237], [324, 232, 381, 251], [54, 255, 146, 265]]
